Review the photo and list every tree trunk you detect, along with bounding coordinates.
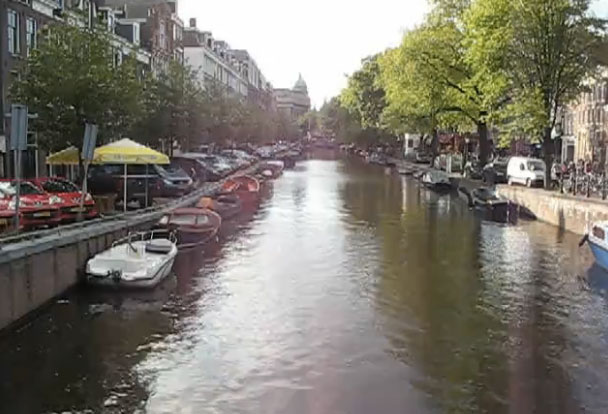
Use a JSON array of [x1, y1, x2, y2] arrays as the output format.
[[542, 127, 553, 189], [430, 128, 439, 168], [477, 121, 490, 166]]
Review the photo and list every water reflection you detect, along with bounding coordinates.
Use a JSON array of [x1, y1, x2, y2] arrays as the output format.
[[1, 158, 608, 413]]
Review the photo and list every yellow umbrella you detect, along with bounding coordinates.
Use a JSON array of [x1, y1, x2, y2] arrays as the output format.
[[47, 139, 169, 212], [93, 138, 169, 165], [46, 146, 79, 166], [93, 139, 169, 211]]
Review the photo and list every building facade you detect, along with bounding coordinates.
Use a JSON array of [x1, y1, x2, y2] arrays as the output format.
[[567, 73, 608, 164], [274, 75, 311, 119], [0, 0, 62, 175], [183, 19, 249, 97], [99, 0, 184, 74], [1, 0, 172, 177]]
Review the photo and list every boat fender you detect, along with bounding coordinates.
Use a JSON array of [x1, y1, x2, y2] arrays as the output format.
[[579, 234, 589, 247]]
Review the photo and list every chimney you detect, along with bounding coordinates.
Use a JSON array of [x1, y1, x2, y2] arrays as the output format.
[[189, 18, 197, 28]]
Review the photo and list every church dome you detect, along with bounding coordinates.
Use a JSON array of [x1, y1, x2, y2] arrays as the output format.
[[293, 74, 308, 93]]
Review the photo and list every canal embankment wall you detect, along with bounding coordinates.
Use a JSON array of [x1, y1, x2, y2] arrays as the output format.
[[497, 185, 608, 235], [0, 182, 220, 333], [393, 158, 608, 235]]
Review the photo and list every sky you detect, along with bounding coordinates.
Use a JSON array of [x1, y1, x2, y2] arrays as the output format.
[[180, 0, 608, 109], [179, 0, 428, 108]]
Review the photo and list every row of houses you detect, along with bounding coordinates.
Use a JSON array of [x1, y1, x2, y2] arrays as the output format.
[[0, 0, 311, 177], [561, 71, 608, 165]]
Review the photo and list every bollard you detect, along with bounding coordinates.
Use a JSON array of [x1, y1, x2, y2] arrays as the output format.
[[603, 172, 607, 200], [586, 175, 591, 198], [573, 170, 577, 196]]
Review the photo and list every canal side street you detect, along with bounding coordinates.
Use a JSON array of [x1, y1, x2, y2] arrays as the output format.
[[392, 157, 608, 236]]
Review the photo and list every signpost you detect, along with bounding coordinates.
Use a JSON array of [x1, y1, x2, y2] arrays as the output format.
[[78, 123, 97, 221], [10, 105, 29, 231]]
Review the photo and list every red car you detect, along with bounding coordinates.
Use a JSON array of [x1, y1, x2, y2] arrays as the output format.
[[0, 181, 61, 230], [0, 205, 17, 233], [29, 177, 98, 222]]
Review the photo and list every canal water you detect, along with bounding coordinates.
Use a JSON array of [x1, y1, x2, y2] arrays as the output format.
[[1, 156, 608, 414]]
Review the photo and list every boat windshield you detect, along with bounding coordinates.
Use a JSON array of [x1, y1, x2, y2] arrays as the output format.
[[170, 214, 199, 226], [527, 161, 545, 171]]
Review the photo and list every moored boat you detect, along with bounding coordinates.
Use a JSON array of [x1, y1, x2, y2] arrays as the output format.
[[421, 170, 452, 192], [86, 230, 177, 289], [158, 208, 222, 249], [257, 161, 284, 179], [197, 194, 242, 220], [582, 222, 608, 271], [221, 175, 261, 204]]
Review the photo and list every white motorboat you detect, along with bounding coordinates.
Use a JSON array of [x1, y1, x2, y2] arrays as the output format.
[[86, 230, 178, 289]]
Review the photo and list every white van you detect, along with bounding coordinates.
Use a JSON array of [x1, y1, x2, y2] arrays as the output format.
[[506, 157, 546, 187]]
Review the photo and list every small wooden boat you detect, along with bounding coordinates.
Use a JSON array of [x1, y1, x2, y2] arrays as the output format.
[[197, 194, 242, 220], [398, 166, 415, 175], [468, 187, 510, 223], [158, 208, 222, 249], [257, 161, 283, 179], [421, 170, 452, 192], [221, 175, 261, 204], [86, 230, 178, 289]]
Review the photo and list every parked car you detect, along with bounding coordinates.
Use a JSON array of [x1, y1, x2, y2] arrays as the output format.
[[0, 208, 16, 233], [221, 149, 257, 169], [198, 154, 234, 178], [482, 157, 509, 184], [506, 157, 546, 187], [0, 181, 61, 230], [88, 164, 159, 208], [173, 153, 225, 182], [153, 162, 194, 197], [29, 177, 98, 222]]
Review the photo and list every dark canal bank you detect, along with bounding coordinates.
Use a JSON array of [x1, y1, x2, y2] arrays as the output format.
[[2, 157, 608, 413]]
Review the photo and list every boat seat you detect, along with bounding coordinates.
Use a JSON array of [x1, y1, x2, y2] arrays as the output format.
[[145, 239, 173, 254]]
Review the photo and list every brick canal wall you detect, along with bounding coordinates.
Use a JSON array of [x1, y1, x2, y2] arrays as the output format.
[[497, 185, 608, 235]]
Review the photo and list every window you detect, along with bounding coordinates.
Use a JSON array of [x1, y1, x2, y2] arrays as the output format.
[[26, 18, 36, 56], [159, 21, 166, 49], [7, 9, 20, 55], [133, 24, 140, 45]]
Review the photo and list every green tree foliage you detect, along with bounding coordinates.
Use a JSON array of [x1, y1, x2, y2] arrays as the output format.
[[379, 30, 463, 162], [11, 24, 143, 153], [340, 55, 387, 130], [466, 0, 606, 185], [11, 24, 283, 158]]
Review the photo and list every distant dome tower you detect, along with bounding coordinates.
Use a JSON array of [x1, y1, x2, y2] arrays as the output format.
[[293, 73, 308, 94]]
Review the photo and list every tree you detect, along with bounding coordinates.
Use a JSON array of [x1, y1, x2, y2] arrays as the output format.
[[466, 0, 607, 186], [340, 55, 387, 130], [378, 30, 464, 164], [11, 24, 143, 155], [132, 61, 204, 153], [407, 1, 512, 165]]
